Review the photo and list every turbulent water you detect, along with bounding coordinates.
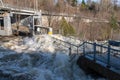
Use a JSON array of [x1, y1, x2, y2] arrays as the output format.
[[0, 35, 105, 80]]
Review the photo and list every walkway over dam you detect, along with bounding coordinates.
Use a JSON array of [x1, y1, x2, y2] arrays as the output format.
[[51, 36, 120, 80], [77, 40, 120, 80]]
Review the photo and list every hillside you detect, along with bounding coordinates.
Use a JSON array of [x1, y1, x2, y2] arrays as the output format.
[[1, 0, 120, 40]]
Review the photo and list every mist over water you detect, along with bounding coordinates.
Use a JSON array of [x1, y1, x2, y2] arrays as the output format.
[[0, 35, 105, 80]]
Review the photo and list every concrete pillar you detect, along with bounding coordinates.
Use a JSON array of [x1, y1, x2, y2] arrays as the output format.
[[4, 12, 12, 36]]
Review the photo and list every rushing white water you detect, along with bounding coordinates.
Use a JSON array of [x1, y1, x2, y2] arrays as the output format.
[[0, 35, 105, 80]]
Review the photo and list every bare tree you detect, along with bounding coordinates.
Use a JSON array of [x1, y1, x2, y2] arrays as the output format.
[[87, 0, 92, 5], [100, 0, 111, 11]]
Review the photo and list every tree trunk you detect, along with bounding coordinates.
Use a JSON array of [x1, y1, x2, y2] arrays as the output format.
[[110, 28, 113, 39]]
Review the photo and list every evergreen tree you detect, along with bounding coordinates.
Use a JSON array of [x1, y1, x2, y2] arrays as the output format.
[[82, 0, 86, 5], [81, 0, 86, 9], [109, 13, 119, 39], [68, 23, 76, 35], [110, 14, 118, 30], [60, 17, 76, 36]]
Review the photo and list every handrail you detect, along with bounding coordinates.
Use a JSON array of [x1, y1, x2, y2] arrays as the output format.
[[101, 41, 108, 45], [51, 36, 85, 55], [51, 36, 120, 68], [84, 41, 120, 52], [52, 36, 120, 55], [82, 41, 120, 68], [51, 36, 79, 47], [54, 40, 70, 48]]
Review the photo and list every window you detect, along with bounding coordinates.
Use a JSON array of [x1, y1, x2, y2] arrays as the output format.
[[0, 17, 4, 30], [34, 18, 40, 26]]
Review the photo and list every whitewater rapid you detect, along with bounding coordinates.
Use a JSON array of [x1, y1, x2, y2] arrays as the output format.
[[0, 35, 105, 80]]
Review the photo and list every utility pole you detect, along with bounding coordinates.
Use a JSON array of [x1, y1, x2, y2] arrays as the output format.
[[34, 0, 36, 11], [36, 0, 38, 11], [17, 0, 19, 8], [34, 0, 38, 11], [0, 0, 4, 7], [34, 0, 38, 13]]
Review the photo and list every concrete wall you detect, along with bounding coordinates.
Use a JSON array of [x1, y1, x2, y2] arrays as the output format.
[[4, 13, 12, 35], [41, 16, 74, 27]]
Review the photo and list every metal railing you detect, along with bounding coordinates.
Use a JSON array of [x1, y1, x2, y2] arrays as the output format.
[[51, 36, 84, 55], [82, 41, 120, 68], [51, 36, 120, 69]]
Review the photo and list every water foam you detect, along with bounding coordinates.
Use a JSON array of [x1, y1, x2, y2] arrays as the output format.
[[0, 35, 106, 80]]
